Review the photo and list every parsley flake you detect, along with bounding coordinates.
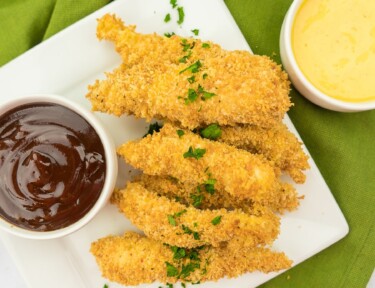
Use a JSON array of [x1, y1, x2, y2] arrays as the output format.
[[175, 209, 187, 217], [164, 32, 176, 38], [202, 91, 216, 100], [177, 130, 185, 138], [191, 29, 199, 36], [143, 122, 163, 137], [202, 43, 210, 48], [202, 73, 208, 79], [181, 225, 200, 240], [181, 283, 187, 288], [187, 75, 196, 84], [168, 215, 177, 226], [170, 246, 186, 260], [170, 0, 178, 8], [180, 262, 200, 279], [200, 124, 222, 140], [177, 7, 185, 25], [211, 216, 222, 225], [103, 285, 109, 288], [168, 209, 187, 226], [197, 84, 216, 100], [166, 262, 179, 277], [185, 88, 198, 104], [191, 193, 204, 207], [183, 146, 206, 160], [179, 60, 202, 74], [164, 13, 171, 23], [204, 178, 217, 194]]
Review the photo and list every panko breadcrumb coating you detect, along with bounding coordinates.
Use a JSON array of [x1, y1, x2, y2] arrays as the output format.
[[117, 123, 296, 209], [137, 174, 299, 213], [86, 14, 291, 129], [112, 182, 280, 248], [90, 232, 292, 286], [218, 123, 310, 183]]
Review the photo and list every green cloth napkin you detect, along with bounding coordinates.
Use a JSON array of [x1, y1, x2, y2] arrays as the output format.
[[0, 0, 374, 287]]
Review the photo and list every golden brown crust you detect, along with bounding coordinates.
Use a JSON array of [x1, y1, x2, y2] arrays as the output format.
[[117, 123, 285, 204], [219, 123, 310, 183], [87, 14, 291, 129], [136, 174, 299, 213], [113, 182, 280, 248], [90, 232, 292, 286]]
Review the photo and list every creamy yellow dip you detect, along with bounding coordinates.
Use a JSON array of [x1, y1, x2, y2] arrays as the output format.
[[292, 0, 375, 102]]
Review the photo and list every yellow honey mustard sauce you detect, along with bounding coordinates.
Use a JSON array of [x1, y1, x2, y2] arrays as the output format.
[[292, 0, 375, 102]]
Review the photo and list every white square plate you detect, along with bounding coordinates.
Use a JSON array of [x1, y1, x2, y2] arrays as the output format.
[[0, 0, 349, 287]]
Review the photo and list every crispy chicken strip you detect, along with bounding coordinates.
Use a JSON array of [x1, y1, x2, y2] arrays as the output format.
[[117, 123, 298, 210], [86, 14, 291, 129], [137, 174, 299, 213], [91, 232, 292, 286], [112, 182, 280, 248], [217, 123, 310, 183]]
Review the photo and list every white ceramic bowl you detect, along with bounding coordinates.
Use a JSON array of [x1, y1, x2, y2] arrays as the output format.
[[0, 95, 118, 239], [280, 0, 375, 112]]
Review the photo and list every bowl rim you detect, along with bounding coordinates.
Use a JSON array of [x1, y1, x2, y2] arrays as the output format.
[[0, 94, 118, 240], [281, 0, 375, 111]]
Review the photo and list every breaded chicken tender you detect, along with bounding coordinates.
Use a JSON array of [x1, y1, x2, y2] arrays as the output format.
[[117, 123, 298, 210], [86, 14, 291, 129], [137, 174, 299, 213], [112, 182, 280, 248], [218, 123, 310, 183], [91, 232, 292, 286]]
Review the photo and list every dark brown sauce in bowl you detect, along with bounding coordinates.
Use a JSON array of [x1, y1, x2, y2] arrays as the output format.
[[0, 103, 106, 232]]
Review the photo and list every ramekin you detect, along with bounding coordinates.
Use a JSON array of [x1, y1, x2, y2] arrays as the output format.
[[280, 0, 375, 112], [0, 94, 118, 239]]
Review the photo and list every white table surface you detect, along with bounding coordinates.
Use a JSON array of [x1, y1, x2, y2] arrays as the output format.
[[0, 240, 26, 287]]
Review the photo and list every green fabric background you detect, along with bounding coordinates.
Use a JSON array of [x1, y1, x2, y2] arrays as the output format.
[[0, 0, 374, 287]]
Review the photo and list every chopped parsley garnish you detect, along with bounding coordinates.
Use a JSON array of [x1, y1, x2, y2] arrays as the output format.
[[143, 122, 163, 137], [179, 56, 188, 63], [202, 73, 208, 79], [183, 146, 206, 160], [204, 178, 216, 194], [191, 193, 204, 207], [177, 129, 185, 138], [167, 284, 173, 288], [166, 262, 179, 277], [177, 7, 185, 24], [168, 215, 177, 226], [185, 88, 198, 104], [191, 29, 199, 36], [180, 262, 200, 279], [164, 13, 171, 23], [193, 232, 200, 240], [197, 85, 216, 100], [202, 91, 216, 100], [103, 285, 109, 288], [181, 39, 195, 52], [164, 32, 176, 38], [179, 60, 202, 74], [202, 43, 210, 48], [200, 124, 222, 140], [164, 245, 208, 283], [168, 210, 187, 226], [170, 0, 178, 8], [211, 216, 222, 225], [181, 225, 200, 240], [187, 75, 196, 84], [171, 246, 186, 260], [175, 209, 187, 217], [181, 283, 186, 288]]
